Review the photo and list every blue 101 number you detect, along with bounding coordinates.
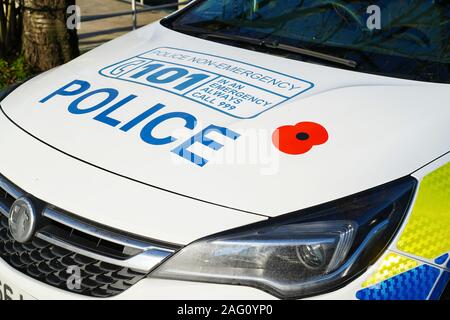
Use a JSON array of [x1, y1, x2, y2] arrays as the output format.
[[129, 63, 211, 92]]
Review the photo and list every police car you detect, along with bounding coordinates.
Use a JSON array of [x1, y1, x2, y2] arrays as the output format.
[[0, 0, 449, 300]]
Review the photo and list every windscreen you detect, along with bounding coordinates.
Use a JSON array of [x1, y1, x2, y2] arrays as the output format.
[[163, 0, 450, 83]]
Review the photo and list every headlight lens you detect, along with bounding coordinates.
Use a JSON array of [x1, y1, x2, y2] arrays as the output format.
[[150, 177, 416, 299]]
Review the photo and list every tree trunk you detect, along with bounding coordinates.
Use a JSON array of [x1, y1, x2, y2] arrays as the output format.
[[22, 0, 79, 71]]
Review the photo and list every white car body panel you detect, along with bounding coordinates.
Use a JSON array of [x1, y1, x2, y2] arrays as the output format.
[[2, 154, 449, 300], [2, 24, 450, 217], [0, 112, 264, 245]]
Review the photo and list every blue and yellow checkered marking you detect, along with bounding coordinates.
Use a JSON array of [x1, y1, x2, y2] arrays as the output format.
[[429, 271, 450, 300], [356, 264, 440, 300], [361, 253, 418, 288], [397, 162, 450, 260], [356, 162, 450, 299], [435, 253, 449, 266]]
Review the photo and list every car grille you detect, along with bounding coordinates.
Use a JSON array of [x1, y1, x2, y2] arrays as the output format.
[[0, 175, 178, 298], [0, 215, 148, 297]]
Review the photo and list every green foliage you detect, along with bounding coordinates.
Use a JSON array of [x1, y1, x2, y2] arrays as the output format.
[[0, 55, 34, 90]]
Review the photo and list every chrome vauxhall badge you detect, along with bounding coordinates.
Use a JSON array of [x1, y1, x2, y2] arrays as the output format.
[[8, 197, 37, 243]]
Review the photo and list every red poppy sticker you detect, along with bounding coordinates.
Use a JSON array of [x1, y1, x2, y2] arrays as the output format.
[[272, 122, 328, 155]]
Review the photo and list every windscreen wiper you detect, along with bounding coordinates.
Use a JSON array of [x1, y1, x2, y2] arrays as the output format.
[[202, 32, 358, 69]]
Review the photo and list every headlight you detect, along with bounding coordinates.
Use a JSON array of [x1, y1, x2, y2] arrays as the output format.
[[150, 177, 416, 299]]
